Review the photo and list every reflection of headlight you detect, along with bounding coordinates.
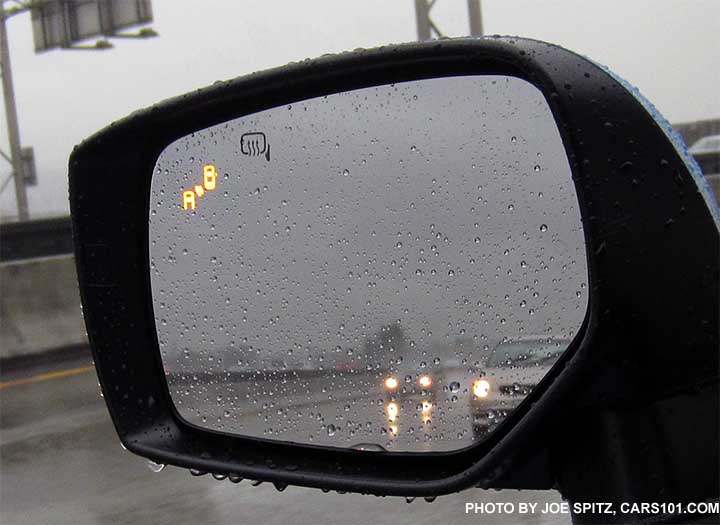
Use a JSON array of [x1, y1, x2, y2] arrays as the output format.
[[418, 375, 432, 388], [384, 377, 398, 390], [473, 379, 491, 398], [421, 400, 432, 423], [386, 401, 399, 421]]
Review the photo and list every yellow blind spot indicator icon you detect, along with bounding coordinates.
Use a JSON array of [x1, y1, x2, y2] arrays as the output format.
[[182, 163, 219, 211], [182, 190, 196, 210], [203, 164, 217, 191]]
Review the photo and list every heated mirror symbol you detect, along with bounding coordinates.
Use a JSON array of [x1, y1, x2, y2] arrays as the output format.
[[240, 132, 270, 161]]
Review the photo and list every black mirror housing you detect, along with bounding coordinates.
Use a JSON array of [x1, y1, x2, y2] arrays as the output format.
[[69, 37, 718, 507]]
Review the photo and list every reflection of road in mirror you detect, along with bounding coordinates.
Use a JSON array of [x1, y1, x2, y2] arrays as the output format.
[[165, 340, 562, 452]]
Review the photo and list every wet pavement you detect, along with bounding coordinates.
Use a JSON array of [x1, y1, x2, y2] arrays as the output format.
[[168, 367, 521, 452], [0, 349, 569, 525]]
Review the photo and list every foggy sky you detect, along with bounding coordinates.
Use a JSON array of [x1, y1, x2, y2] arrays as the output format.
[[1, 0, 718, 219]]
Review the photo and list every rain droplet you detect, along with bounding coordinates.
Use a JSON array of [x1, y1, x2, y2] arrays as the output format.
[[540, 224, 548, 232], [147, 461, 165, 473], [351, 443, 387, 452]]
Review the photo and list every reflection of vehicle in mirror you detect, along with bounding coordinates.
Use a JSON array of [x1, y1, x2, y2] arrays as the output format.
[[469, 336, 570, 437], [382, 364, 438, 433], [373, 324, 438, 432]]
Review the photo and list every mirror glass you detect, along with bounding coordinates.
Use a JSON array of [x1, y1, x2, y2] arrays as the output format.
[[149, 75, 588, 452]]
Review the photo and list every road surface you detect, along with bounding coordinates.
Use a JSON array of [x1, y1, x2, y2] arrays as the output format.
[[0, 348, 569, 525]]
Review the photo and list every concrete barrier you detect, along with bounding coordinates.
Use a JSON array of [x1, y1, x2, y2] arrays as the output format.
[[0, 255, 87, 360]]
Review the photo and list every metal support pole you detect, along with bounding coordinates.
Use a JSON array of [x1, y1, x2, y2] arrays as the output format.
[[0, 5, 29, 221], [467, 0, 483, 36], [414, 0, 432, 41]]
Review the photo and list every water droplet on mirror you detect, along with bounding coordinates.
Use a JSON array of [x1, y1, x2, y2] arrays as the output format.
[[540, 224, 548, 232], [449, 381, 460, 393], [327, 424, 337, 436], [147, 461, 165, 473], [350, 443, 387, 452]]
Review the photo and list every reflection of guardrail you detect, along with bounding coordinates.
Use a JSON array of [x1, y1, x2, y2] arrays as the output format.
[[166, 368, 375, 385]]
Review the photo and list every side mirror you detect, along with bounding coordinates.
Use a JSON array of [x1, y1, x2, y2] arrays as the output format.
[[69, 37, 718, 515]]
